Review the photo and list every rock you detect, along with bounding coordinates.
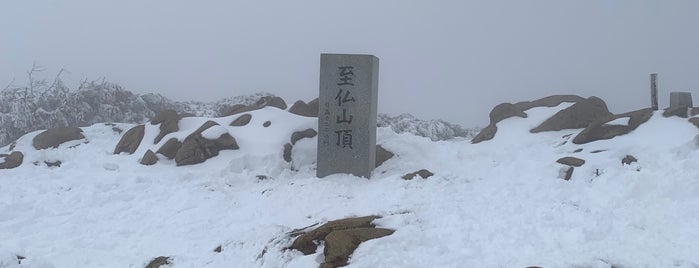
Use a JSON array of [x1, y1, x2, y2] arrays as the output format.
[[663, 106, 689, 118], [690, 118, 699, 129], [573, 108, 653, 144], [283, 143, 293, 162], [222, 96, 288, 116], [156, 138, 182, 159], [33, 127, 85, 150], [513, 95, 585, 111], [112, 127, 123, 134], [321, 228, 395, 268], [471, 124, 497, 144], [622, 155, 638, 165], [531, 96, 613, 133], [402, 169, 434, 180], [0, 151, 23, 169], [174, 121, 239, 166], [151, 110, 180, 144], [230, 114, 252, 126], [263, 121, 271, 127], [375, 145, 394, 168], [557, 156, 585, 167], [140, 150, 158, 166], [562, 166, 574, 181], [489, 103, 527, 124], [145, 256, 171, 268], [573, 148, 583, 153], [291, 128, 317, 145], [114, 125, 145, 154], [214, 245, 222, 253], [289, 98, 319, 117], [291, 216, 380, 255], [44, 160, 61, 167]]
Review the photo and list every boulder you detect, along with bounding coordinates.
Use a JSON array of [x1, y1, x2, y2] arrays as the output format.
[[690, 117, 699, 129], [622, 155, 638, 165], [402, 169, 434, 180], [513, 95, 585, 111], [140, 150, 158, 166], [263, 121, 271, 127], [44, 160, 61, 167], [471, 124, 497, 144], [289, 98, 319, 117], [0, 151, 24, 169], [33, 127, 85, 150], [230, 114, 252, 126], [573, 108, 653, 144], [663, 106, 689, 118], [557, 156, 585, 167], [375, 145, 394, 168], [156, 138, 182, 159], [561, 167, 574, 181], [151, 110, 180, 144], [114, 125, 145, 154], [283, 143, 293, 162], [222, 96, 288, 116], [489, 103, 527, 124], [291, 216, 380, 255], [145, 256, 171, 268], [174, 121, 239, 166], [291, 128, 318, 145], [531, 96, 613, 133], [321, 228, 395, 268]]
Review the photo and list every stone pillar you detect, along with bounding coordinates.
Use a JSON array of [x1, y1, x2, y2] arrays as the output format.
[[317, 54, 379, 178], [650, 73, 658, 111], [670, 92, 693, 108]]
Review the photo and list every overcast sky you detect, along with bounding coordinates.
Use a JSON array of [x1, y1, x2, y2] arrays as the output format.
[[2, 1, 698, 127]]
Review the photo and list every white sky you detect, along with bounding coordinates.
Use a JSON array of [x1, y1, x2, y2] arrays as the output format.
[[1, 0, 698, 127]]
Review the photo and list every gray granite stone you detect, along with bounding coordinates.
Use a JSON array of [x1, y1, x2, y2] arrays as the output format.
[[317, 54, 379, 178], [670, 92, 693, 108]]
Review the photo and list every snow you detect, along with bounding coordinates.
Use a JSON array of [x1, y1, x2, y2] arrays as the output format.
[[2, 104, 699, 267], [604, 117, 630, 126]]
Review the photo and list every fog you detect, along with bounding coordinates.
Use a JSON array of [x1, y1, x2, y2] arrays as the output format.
[[2, 0, 698, 127]]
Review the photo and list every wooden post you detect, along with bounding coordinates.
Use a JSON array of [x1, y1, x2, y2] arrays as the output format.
[[650, 73, 658, 111]]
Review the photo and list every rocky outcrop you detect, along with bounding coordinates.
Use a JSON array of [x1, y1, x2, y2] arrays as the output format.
[[0, 151, 23, 169], [321, 228, 395, 268], [561, 167, 574, 180], [573, 108, 653, 144], [402, 169, 434, 180], [471, 124, 497, 144], [557, 156, 585, 167], [289, 98, 319, 117], [114, 125, 145, 154], [140, 150, 158, 166], [291, 216, 381, 255], [144, 256, 171, 268], [174, 121, 239, 166], [663, 106, 689, 118], [230, 114, 252, 126], [513, 95, 585, 111], [375, 145, 394, 168], [622, 155, 638, 165], [222, 96, 287, 116], [690, 117, 699, 129], [291, 129, 317, 145], [283, 143, 293, 163], [151, 110, 180, 144], [489, 103, 527, 124], [156, 138, 182, 159], [32, 127, 85, 150], [531, 96, 612, 133]]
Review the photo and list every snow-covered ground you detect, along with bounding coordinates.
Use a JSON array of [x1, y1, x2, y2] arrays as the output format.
[[2, 104, 699, 268]]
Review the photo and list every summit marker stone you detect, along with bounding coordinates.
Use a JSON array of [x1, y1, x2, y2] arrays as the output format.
[[317, 54, 379, 178]]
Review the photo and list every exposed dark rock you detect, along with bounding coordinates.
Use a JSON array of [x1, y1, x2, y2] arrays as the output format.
[[112, 127, 123, 134], [263, 121, 271, 127], [513, 95, 585, 111], [156, 138, 182, 159], [289, 98, 319, 117], [140, 150, 158, 166], [471, 124, 497, 144], [573, 108, 653, 144], [214, 245, 222, 253], [663, 106, 689, 118], [691, 108, 699, 117], [402, 169, 434, 180], [562, 167, 574, 181], [178, 112, 196, 118], [44, 160, 61, 167], [291, 216, 380, 255], [690, 117, 699, 129], [622, 155, 638, 165], [0, 151, 23, 169], [573, 148, 583, 153], [489, 103, 527, 124], [283, 143, 293, 162], [145, 256, 171, 268], [174, 121, 239, 166], [531, 96, 612, 133], [230, 114, 252, 126], [291, 128, 317, 145], [376, 145, 394, 168], [222, 96, 288, 116], [590, 150, 606, 153], [33, 127, 85, 150], [114, 125, 145, 154], [151, 110, 180, 144], [321, 228, 395, 268], [557, 156, 585, 167]]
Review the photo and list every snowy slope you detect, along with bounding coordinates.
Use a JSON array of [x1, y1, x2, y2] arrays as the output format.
[[2, 104, 699, 268]]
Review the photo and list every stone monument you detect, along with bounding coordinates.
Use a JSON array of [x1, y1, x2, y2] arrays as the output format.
[[650, 73, 658, 111], [317, 54, 379, 178], [670, 92, 693, 108]]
